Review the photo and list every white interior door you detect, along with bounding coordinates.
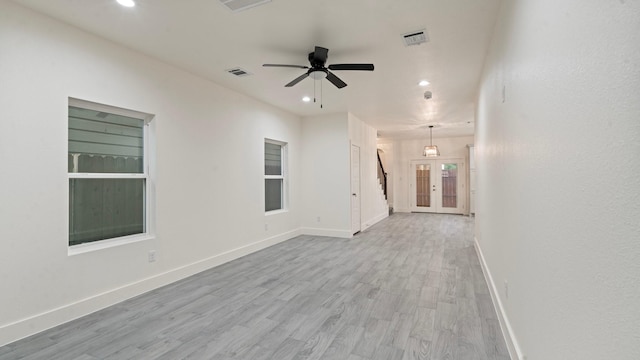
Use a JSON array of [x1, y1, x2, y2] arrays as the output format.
[[351, 145, 361, 235], [410, 159, 465, 214]]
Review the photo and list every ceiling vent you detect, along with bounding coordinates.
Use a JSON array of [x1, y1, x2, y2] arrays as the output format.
[[218, 0, 271, 12], [402, 29, 429, 46], [226, 67, 252, 77]]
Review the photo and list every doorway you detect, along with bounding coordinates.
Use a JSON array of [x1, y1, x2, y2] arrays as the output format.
[[410, 159, 465, 214]]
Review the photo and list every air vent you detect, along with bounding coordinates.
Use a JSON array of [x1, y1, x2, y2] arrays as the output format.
[[402, 29, 429, 46], [226, 67, 252, 77], [218, 0, 271, 12]]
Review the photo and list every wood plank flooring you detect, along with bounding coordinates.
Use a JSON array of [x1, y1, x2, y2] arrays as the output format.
[[0, 213, 511, 360]]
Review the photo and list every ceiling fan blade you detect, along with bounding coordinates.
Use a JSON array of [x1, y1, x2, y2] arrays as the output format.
[[285, 72, 309, 87], [313, 46, 329, 64], [263, 64, 309, 69], [328, 63, 375, 71], [326, 71, 347, 89]]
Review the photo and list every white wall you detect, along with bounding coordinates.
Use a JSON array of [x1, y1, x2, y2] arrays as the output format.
[[348, 113, 389, 230], [300, 113, 351, 237], [475, 1, 640, 359], [0, 1, 303, 345], [380, 136, 473, 212]]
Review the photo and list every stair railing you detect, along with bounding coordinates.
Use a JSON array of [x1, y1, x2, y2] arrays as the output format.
[[377, 151, 388, 200]]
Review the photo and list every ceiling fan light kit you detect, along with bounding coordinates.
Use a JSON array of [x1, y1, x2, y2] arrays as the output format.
[[309, 70, 327, 80]]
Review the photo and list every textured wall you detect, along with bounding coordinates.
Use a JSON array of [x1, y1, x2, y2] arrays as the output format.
[[0, 0, 302, 345], [475, 0, 640, 359], [300, 113, 351, 236]]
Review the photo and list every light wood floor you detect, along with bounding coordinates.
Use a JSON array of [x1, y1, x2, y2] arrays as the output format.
[[0, 213, 510, 360]]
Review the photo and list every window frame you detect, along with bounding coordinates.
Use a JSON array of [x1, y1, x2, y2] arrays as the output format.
[[264, 138, 288, 214], [68, 98, 155, 254]]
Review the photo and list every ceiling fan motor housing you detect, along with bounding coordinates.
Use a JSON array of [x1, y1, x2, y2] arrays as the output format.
[[308, 51, 326, 68]]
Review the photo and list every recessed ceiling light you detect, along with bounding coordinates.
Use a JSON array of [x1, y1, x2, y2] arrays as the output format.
[[419, 80, 430, 87], [117, 0, 135, 7], [302, 96, 311, 103]]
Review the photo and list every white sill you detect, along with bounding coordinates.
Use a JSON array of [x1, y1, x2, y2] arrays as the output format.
[[265, 209, 288, 216], [68, 233, 154, 256]]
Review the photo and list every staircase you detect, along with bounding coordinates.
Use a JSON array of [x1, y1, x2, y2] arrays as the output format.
[[377, 151, 393, 216]]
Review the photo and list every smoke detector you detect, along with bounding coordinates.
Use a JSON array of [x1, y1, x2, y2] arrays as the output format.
[[424, 91, 433, 100], [402, 29, 429, 46]]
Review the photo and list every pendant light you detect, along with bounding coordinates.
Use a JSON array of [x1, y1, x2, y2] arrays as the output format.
[[423, 125, 440, 157]]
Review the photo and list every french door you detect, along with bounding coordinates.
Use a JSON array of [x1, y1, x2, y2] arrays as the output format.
[[410, 159, 465, 214]]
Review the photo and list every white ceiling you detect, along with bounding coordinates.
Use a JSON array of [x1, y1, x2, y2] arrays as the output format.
[[12, 0, 501, 139]]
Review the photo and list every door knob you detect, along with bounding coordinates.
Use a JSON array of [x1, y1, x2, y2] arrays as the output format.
[[352, 193, 357, 196]]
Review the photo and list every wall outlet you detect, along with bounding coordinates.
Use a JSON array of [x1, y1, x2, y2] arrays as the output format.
[[148, 250, 156, 263], [264, 223, 268, 231], [317, 216, 321, 223], [504, 280, 509, 299]]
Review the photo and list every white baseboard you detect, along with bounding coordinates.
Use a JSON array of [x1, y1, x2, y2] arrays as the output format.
[[0, 228, 302, 347], [300, 227, 352, 238], [362, 210, 389, 231], [473, 237, 523, 360]]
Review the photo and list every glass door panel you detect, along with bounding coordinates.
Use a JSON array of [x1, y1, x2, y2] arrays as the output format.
[[441, 163, 458, 208], [416, 164, 431, 207], [435, 160, 464, 214], [411, 160, 435, 212]]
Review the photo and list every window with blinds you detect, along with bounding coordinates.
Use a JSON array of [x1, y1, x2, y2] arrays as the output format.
[[265, 140, 287, 212], [68, 99, 153, 247]]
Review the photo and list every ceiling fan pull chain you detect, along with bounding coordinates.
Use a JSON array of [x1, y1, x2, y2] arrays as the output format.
[[320, 79, 323, 109], [314, 79, 317, 103]]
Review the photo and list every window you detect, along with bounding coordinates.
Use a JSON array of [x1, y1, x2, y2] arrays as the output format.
[[68, 98, 153, 247], [265, 139, 287, 212]]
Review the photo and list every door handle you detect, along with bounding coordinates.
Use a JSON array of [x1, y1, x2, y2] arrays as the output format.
[[352, 193, 357, 196]]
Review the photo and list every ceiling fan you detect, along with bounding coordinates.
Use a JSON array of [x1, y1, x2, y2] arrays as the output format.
[[263, 46, 374, 89]]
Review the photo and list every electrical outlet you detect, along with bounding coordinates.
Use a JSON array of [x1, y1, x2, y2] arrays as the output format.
[[264, 223, 268, 231], [317, 216, 321, 223], [148, 250, 156, 263], [504, 280, 509, 299]]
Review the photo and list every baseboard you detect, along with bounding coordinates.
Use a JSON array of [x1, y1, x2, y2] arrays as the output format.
[[473, 237, 523, 360], [362, 210, 389, 231], [394, 207, 411, 213], [0, 228, 302, 347], [300, 227, 352, 238]]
